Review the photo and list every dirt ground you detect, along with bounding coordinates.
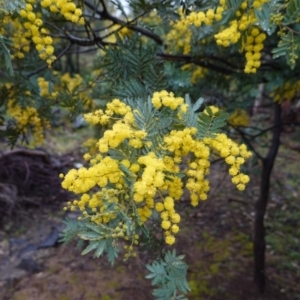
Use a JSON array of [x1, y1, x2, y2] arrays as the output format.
[[1, 135, 300, 300]]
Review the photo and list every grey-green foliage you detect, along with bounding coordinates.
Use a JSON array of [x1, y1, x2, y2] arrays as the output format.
[[272, 31, 300, 69], [60, 218, 87, 244], [0, 0, 25, 76], [179, 94, 229, 139], [164, 63, 192, 90], [197, 105, 230, 139], [0, 36, 14, 76], [60, 218, 120, 264], [284, 0, 300, 24], [0, 0, 24, 14], [145, 250, 190, 300], [102, 34, 167, 100], [269, 0, 300, 69], [254, 1, 278, 35]]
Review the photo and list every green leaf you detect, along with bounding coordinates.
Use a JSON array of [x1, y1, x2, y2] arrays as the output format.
[[108, 149, 127, 161], [106, 240, 118, 265], [78, 231, 101, 240], [59, 218, 85, 244], [0, 0, 25, 14], [119, 163, 136, 178], [94, 239, 107, 258], [197, 110, 229, 139], [254, 3, 277, 35], [146, 250, 190, 299], [284, 0, 300, 24], [192, 97, 204, 112], [272, 32, 300, 69], [81, 240, 99, 255], [84, 222, 103, 234], [0, 36, 14, 76]]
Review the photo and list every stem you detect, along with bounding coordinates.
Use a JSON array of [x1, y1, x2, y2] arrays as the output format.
[[253, 102, 281, 293]]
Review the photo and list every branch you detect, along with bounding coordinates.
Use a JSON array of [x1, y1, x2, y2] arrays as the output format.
[[234, 121, 300, 141], [234, 127, 264, 160], [157, 52, 241, 75], [46, 21, 110, 47], [51, 33, 112, 47], [83, 0, 163, 45]]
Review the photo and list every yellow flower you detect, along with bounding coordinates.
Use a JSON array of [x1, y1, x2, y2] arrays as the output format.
[[45, 45, 54, 55], [237, 183, 245, 191], [161, 220, 171, 229], [74, 8, 82, 16], [27, 12, 36, 22], [155, 202, 164, 212], [171, 213, 180, 223], [44, 36, 53, 45], [204, 105, 219, 115], [164, 197, 174, 211], [165, 235, 175, 245], [171, 224, 179, 233], [35, 18, 44, 27], [41, 0, 51, 7], [19, 10, 27, 18], [161, 211, 169, 220]]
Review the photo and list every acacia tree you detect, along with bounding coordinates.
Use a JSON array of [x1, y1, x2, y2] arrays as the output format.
[[1, 0, 300, 298]]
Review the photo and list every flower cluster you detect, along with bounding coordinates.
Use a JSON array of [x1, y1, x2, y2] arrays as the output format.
[[40, 0, 84, 24], [204, 133, 251, 191], [61, 156, 124, 194], [214, 19, 241, 47], [155, 196, 181, 245], [2, 0, 84, 65], [272, 80, 300, 102], [18, 2, 56, 65], [37, 72, 94, 105], [243, 28, 266, 73], [37, 77, 50, 97], [152, 90, 184, 110], [134, 153, 184, 243], [84, 98, 134, 126], [8, 18, 31, 59], [166, 2, 225, 55], [214, 1, 267, 73], [61, 90, 252, 248], [182, 64, 207, 84], [228, 109, 250, 127], [165, 130, 211, 206], [2, 70, 96, 147], [166, 0, 268, 73], [7, 100, 45, 144]]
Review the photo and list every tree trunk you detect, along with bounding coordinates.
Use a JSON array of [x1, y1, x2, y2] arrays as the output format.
[[253, 102, 281, 293]]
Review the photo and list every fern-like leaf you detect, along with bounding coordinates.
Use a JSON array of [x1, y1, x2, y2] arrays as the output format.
[[146, 250, 190, 300], [0, 36, 14, 76], [284, 0, 300, 24], [60, 218, 86, 244]]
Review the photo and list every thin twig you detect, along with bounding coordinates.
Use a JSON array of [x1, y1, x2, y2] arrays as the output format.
[[157, 52, 241, 75], [84, 0, 163, 45], [25, 43, 72, 78]]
